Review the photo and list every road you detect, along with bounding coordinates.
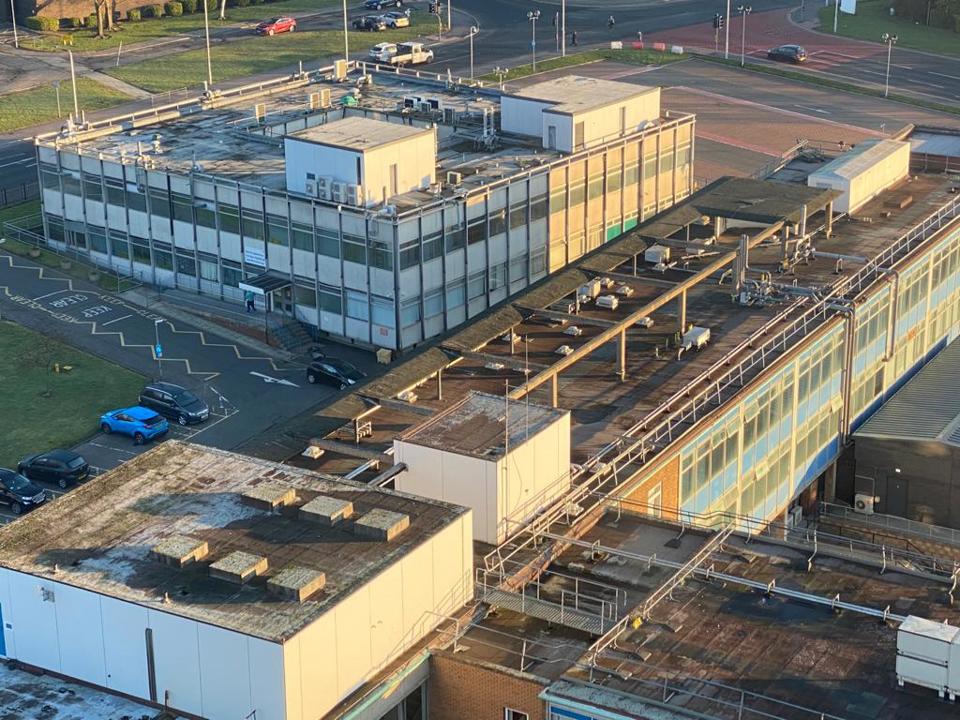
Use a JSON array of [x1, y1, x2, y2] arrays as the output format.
[[0, 248, 379, 522]]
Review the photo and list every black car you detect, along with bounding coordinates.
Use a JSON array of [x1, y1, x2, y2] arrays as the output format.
[[767, 44, 807, 64], [0, 468, 48, 515], [306, 358, 366, 389], [364, 0, 402, 10], [18, 449, 89, 489], [139, 381, 210, 425], [353, 15, 387, 31]]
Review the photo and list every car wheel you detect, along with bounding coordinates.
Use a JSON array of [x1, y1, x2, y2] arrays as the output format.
[[307, 373, 318, 384], [268, 28, 274, 36], [11, 502, 22, 515], [58, 478, 69, 490], [339, 382, 347, 390], [134, 432, 145, 445], [101, 422, 112, 434], [178, 414, 188, 426]]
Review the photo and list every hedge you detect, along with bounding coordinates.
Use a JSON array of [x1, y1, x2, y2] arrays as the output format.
[[180, 0, 198, 13], [67, 16, 84, 27], [25, 15, 59, 31], [86, 13, 98, 26], [232, 0, 251, 8], [164, 1, 183, 15], [127, 7, 141, 20], [142, 4, 164, 17]]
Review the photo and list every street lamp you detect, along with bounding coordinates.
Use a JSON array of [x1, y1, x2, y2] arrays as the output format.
[[561, 0, 566, 56], [493, 66, 509, 90], [9, 0, 18, 49], [153, 318, 164, 378], [724, 0, 731, 59], [342, 0, 349, 62], [833, 0, 840, 33], [202, 0, 213, 86], [737, 4, 751, 68], [52, 81, 61, 119], [468, 25, 478, 79], [881, 32, 898, 98], [527, 10, 540, 72]]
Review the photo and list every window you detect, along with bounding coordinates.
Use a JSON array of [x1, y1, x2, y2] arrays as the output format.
[[400, 239, 420, 270], [172, 192, 193, 223], [222, 259, 242, 287], [291, 222, 314, 253], [316, 227, 340, 258], [241, 208, 265, 241], [467, 216, 487, 245], [371, 296, 395, 327], [82, 173, 103, 202], [131, 237, 151, 265], [109, 230, 129, 258], [489, 207, 507, 237], [445, 222, 465, 253], [195, 203, 216, 229], [87, 226, 108, 254], [504, 710, 528, 720], [342, 235, 366, 264], [294, 283, 317, 308], [423, 231, 442, 262], [176, 251, 197, 277], [424, 288, 443, 318], [218, 203, 240, 234], [40, 168, 60, 191], [46, 215, 64, 243], [148, 187, 171, 218], [62, 172, 82, 197], [320, 285, 343, 314], [509, 203, 527, 230], [446, 280, 465, 309], [490, 262, 507, 292], [369, 238, 393, 271], [530, 193, 548, 221], [199, 255, 219, 282], [467, 270, 486, 300], [105, 177, 124, 206], [346, 290, 368, 321], [126, 184, 147, 212], [267, 213, 288, 246], [153, 241, 173, 270]]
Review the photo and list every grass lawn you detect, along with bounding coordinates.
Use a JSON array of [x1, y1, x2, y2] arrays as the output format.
[[817, 0, 960, 57], [480, 48, 686, 83], [20, 0, 342, 52], [0, 321, 144, 467], [106, 16, 435, 92], [0, 77, 131, 133]]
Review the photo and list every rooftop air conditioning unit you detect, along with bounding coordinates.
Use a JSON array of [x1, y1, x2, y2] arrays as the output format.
[[331, 181, 347, 203], [333, 59, 348, 81], [305, 180, 317, 197], [254, 103, 266, 123], [788, 505, 803, 528], [317, 176, 332, 200], [419, 101, 434, 113], [309, 88, 332, 110], [854, 493, 875, 514], [596, 295, 619, 310], [346, 184, 364, 206], [443, 107, 458, 124], [446, 171, 463, 185]]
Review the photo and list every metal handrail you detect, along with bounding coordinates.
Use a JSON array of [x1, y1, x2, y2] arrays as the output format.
[[483, 194, 960, 578], [821, 501, 960, 550]]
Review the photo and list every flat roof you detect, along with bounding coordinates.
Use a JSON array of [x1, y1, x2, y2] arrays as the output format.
[[397, 391, 567, 460], [287, 116, 431, 151], [0, 441, 466, 642], [855, 338, 960, 446], [508, 75, 657, 115], [809, 138, 909, 182]]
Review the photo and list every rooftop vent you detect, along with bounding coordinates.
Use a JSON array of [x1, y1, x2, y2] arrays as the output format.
[[241, 483, 297, 511], [209, 551, 268, 585], [267, 566, 327, 603], [300, 495, 354, 526], [152, 535, 209, 568], [354, 508, 410, 541]]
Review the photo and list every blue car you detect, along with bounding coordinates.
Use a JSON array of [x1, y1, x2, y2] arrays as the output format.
[[100, 406, 169, 444]]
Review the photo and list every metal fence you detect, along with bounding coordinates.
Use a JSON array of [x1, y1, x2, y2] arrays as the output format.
[[821, 501, 960, 550], [0, 182, 39, 209]]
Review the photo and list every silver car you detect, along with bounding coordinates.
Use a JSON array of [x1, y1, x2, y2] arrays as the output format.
[[381, 10, 410, 28]]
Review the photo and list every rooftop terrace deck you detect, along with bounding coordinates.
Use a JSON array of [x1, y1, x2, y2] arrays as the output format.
[[0, 441, 466, 642]]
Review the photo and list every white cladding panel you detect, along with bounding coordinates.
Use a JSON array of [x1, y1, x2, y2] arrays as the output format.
[[394, 442, 498, 542], [808, 140, 910, 213], [501, 95, 552, 137], [285, 140, 360, 195], [0, 569, 285, 720], [282, 510, 473, 720], [100, 596, 151, 699]]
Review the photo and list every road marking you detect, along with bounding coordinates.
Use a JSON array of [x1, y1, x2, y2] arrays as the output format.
[[33, 288, 70, 302], [100, 313, 133, 327], [929, 71, 960, 81], [911, 79, 947, 89], [86, 441, 140, 456], [793, 104, 830, 115], [250, 371, 300, 387], [0, 157, 35, 169]]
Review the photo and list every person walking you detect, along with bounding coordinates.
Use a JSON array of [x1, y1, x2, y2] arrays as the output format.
[[244, 289, 256, 313], [570, 30, 578, 46], [607, 15, 615, 30]]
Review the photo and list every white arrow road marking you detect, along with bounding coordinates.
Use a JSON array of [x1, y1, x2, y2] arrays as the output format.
[[249, 371, 300, 387]]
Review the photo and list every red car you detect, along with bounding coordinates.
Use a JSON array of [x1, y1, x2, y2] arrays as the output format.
[[256, 16, 297, 36]]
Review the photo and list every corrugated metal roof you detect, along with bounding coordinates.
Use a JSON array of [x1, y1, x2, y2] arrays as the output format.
[[855, 339, 960, 446]]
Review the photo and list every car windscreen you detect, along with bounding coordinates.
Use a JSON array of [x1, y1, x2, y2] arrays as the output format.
[[67, 456, 86, 469], [143, 414, 165, 426], [5, 473, 32, 492], [175, 390, 200, 405], [329, 360, 362, 379]]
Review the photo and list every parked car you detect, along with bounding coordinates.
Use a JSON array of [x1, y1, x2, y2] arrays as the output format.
[[353, 15, 387, 31], [306, 358, 366, 389], [364, 0, 402, 9], [100, 406, 169, 444], [256, 16, 297, 35], [17, 449, 89, 489], [767, 44, 807, 63], [381, 10, 410, 28], [369, 41, 399, 61], [139, 381, 209, 425], [0, 468, 48, 515]]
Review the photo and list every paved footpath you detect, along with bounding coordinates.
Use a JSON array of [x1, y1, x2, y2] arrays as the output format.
[[0, 249, 377, 516]]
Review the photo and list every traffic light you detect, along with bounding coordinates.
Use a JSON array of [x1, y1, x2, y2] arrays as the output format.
[[712, 13, 725, 29], [428, 1, 438, 14]]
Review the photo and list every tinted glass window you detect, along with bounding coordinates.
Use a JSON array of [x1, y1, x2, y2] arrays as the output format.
[[67, 457, 86, 469], [175, 390, 199, 405], [6, 474, 31, 492]]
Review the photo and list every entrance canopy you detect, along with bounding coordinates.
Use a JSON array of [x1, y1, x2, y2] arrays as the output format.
[[239, 271, 291, 296]]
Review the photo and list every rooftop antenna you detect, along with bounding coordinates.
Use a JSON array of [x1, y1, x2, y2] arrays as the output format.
[[68, 50, 80, 121]]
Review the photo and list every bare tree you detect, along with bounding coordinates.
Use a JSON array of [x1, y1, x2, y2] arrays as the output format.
[[218, 0, 227, 21], [93, 0, 107, 38]]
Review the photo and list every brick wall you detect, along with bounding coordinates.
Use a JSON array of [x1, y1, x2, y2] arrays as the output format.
[[622, 453, 680, 520], [429, 651, 548, 720]]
